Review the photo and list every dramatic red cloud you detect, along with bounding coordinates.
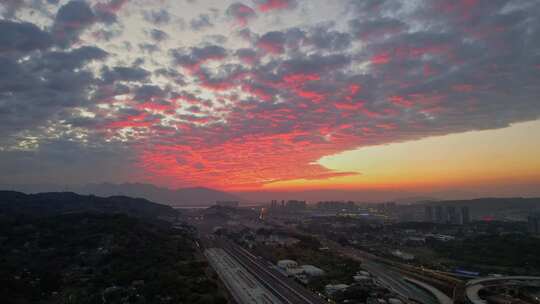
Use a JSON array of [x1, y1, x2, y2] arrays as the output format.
[[227, 3, 256, 27], [372, 45, 451, 66], [106, 113, 158, 129], [349, 84, 361, 95], [197, 70, 251, 92], [136, 101, 174, 113], [371, 52, 391, 65], [241, 83, 273, 101], [283, 73, 320, 83], [84, 1, 536, 191], [423, 64, 435, 77], [137, 129, 360, 189], [257, 40, 284, 54], [94, 0, 129, 15], [436, 0, 479, 21], [295, 89, 325, 103], [452, 84, 474, 92], [389, 95, 413, 107], [258, 0, 296, 12], [334, 101, 364, 111]]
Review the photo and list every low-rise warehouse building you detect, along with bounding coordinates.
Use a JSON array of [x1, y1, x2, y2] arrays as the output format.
[[301, 265, 325, 276]]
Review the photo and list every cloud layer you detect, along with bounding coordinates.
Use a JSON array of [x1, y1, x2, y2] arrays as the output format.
[[0, 0, 539, 189]]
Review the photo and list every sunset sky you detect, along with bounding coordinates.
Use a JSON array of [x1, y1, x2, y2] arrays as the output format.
[[1, 0, 539, 195]]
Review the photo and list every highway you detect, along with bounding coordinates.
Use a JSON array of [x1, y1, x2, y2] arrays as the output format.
[[315, 237, 451, 304], [205, 248, 284, 304], [262, 220, 458, 304], [362, 261, 439, 304], [214, 238, 327, 304]]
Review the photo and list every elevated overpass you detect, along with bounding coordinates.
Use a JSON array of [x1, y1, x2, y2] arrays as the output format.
[[465, 276, 540, 304]]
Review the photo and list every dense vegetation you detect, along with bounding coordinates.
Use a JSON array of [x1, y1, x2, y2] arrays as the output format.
[[0, 191, 179, 220], [0, 213, 226, 304], [0, 191, 227, 304], [431, 234, 540, 275], [251, 235, 361, 292]]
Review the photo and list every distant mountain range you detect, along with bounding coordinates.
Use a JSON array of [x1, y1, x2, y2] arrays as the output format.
[[2, 182, 539, 207], [77, 183, 244, 207], [0, 183, 244, 207], [0, 191, 178, 219]]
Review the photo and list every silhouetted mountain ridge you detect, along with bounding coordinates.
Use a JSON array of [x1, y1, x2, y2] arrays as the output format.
[[77, 183, 244, 206], [0, 191, 178, 219], [0, 183, 244, 206]]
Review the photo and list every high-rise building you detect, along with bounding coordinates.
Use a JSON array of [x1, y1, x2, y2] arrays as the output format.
[[430, 205, 470, 225], [259, 207, 268, 220], [528, 214, 540, 235], [286, 200, 307, 211], [447, 206, 459, 224], [461, 206, 471, 224], [424, 206, 434, 222], [435, 205, 445, 223]]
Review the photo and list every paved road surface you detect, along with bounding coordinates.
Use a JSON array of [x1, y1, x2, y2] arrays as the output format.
[[205, 248, 284, 304], [363, 261, 438, 304], [221, 240, 328, 304]]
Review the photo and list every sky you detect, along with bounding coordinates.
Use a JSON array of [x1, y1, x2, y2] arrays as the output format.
[[0, 0, 539, 195]]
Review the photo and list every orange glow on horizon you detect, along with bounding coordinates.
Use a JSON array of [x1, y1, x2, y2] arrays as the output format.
[[256, 120, 540, 192]]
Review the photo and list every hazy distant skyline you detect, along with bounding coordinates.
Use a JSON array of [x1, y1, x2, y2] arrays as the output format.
[[1, 0, 539, 195]]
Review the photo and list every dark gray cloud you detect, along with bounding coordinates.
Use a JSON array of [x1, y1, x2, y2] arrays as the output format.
[[190, 13, 213, 31], [346, 0, 401, 17], [0, 20, 53, 54], [226, 3, 256, 26], [0, 51, 103, 139], [133, 84, 166, 101], [0, 138, 135, 185], [52, 0, 96, 48], [138, 43, 160, 53], [36, 46, 108, 71], [349, 18, 406, 42], [308, 26, 352, 51], [101, 66, 151, 83], [149, 28, 169, 41], [236, 48, 257, 64], [0, 0, 24, 18], [93, 0, 129, 24], [143, 9, 170, 25], [257, 31, 286, 53], [171, 45, 227, 70]]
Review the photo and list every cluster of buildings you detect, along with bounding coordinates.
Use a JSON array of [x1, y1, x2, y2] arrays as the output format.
[[276, 259, 325, 283], [269, 200, 307, 211], [391, 249, 415, 261], [424, 205, 471, 225], [325, 270, 405, 304], [316, 201, 357, 211], [255, 234, 300, 247], [277, 259, 405, 304]]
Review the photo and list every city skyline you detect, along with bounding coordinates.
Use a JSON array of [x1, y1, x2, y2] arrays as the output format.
[[1, 0, 540, 195]]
